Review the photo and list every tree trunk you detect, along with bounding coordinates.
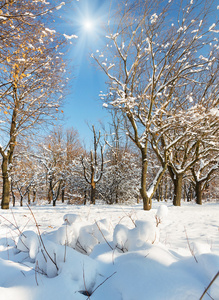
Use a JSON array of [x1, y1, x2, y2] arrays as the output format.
[[84, 190, 87, 205], [91, 183, 96, 205], [164, 177, 168, 202], [173, 174, 183, 206], [48, 190, 52, 204], [20, 196, 23, 207], [33, 190, 36, 203], [115, 185, 119, 204], [28, 190, 31, 205], [11, 181, 16, 207], [140, 152, 151, 210], [159, 183, 163, 202], [156, 188, 159, 202], [1, 156, 10, 209], [52, 189, 56, 206], [61, 188, 65, 203], [11, 189, 16, 207], [53, 180, 61, 207], [48, 179, 53, 204], [189, 184, 193, 202], [195, 181, 202, 205]]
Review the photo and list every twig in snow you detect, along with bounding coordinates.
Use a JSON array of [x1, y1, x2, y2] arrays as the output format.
[[0, 214, 30, 251], [11, 209, 23, 235], [20, 270, 26, 277], [199, 271, 219, 300], [184, 227, 198, 263], [82, 265, 91, 299], [86, 272, 117, 299], [76, 239, 88, 254], [20, 215, 32, 233], [35, 260, 39, 286], [95, 220, 113, 250], [27, 204, 58, 271], [119, 207, 136, 227], [0, 214, 24, 236]]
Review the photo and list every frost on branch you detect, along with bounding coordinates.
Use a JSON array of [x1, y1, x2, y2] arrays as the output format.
[[63, 34, 78, 40], [56, 2, 65, 10], [150, 13, 158, 24]]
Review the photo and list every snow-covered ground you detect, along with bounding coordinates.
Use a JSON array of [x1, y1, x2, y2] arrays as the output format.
[[0, 201, 218, 300]]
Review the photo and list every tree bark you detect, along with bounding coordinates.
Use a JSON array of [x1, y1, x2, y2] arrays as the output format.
[[84, 190, 87, 205], [164, 177, 168, 202], [48, 179, 52, 204], [1, 86, 18, 209], [91, 183, 96, 205], [20, 196, 23, 207], [195, 181, 202, 205], [140, 151, 151, 210], [1, 156, 10, 209], [11, 182, 16, 207], [61, 188, 65, 203], [53, 180, 61, 207], [28, 190, 31, 205], [33, 190, 36, 203], [173, 174, 183, 206]]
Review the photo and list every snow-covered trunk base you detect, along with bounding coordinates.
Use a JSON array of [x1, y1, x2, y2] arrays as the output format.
[[195, 182, 202, 205], [173, 174, 183, 206], [1, 156, 10, 209], [142, 195, 152, 210]]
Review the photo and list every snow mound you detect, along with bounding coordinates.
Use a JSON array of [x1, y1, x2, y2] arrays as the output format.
[[155, 204, 168, 224], [36, 239, 99, 285], [17, 230, 40, 260], [113, 218, 158, 252], [56, 222, 81, 248], [63, 213, 81, 225], [128, 220, 158, 250], [113, 224, 129, 251], [56, 216, 111, 255]]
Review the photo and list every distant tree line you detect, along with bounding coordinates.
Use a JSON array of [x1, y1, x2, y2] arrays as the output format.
[[1, 121, 218, 209]]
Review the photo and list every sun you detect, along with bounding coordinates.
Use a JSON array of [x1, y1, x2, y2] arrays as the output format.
[[83, 20, 94, 31]]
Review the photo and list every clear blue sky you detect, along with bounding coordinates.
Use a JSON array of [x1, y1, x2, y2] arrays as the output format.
[[59, 0, 111, 145], [58, 0, 219, 147]]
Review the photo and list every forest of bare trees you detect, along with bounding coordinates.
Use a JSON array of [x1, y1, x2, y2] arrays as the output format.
[[0, 0, 218, 210]]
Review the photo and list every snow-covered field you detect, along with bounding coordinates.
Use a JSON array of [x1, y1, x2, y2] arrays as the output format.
[[0, 201, 218, 300]]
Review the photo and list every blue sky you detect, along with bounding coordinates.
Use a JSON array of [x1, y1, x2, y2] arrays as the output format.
[[59, 0, 111, 145]]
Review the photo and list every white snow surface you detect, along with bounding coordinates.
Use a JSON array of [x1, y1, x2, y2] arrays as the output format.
[[0, 202, 218, 300]]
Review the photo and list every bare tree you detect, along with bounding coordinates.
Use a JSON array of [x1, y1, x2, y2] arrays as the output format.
[[191, 154, 219, 205], [81, 126, 104, 205], [10, 142, 37, 206], [0, 1, 70, 209], [93, 0, 219, 209]]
